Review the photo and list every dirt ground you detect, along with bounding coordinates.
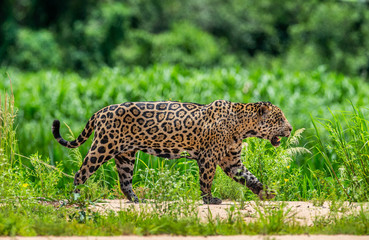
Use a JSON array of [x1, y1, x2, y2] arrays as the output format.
[[92, 200, 369, 226]]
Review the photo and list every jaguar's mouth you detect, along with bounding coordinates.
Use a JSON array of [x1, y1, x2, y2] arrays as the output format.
[[271, 135, 283, 147]]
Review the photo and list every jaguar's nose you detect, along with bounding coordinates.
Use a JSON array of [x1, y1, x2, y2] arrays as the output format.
[[285, 124, 292, 137]]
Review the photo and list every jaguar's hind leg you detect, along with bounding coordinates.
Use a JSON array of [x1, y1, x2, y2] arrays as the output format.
[[197, 154, 222, 205], [74, 141, 113, 191], [115, 150, 139, 203]]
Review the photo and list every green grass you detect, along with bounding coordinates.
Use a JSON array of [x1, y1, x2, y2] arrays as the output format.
[[312, 104, 369, 201], [1, 200, 369, 236], [1, 66, 369, 236]]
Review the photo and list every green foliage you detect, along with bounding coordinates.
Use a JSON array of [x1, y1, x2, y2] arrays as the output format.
[[0, 89, 31, 200], [0, 89, 17, 163], [312, 105, 369, 201], [113, 22, 226, 67], [134, 157, 200, 202], [287, 2, 369, 75], [112, 30, 153, 67], [8, 29, 62, 71], [26, 154, 64, 198], [61, 2, 131, 73], [244, 129, 310, 201], [1, 0, 369, 76], [151, 22, 224, 67]]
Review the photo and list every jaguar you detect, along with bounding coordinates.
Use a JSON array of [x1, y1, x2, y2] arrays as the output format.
[[52, 100, 292, 204]]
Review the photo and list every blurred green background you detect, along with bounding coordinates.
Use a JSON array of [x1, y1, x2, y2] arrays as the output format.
[[1, 0, 369, 76]]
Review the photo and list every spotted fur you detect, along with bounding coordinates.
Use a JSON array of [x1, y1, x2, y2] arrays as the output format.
[[52, 100, 292, 204]]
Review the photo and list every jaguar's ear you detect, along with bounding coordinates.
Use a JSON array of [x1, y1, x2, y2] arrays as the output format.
[[258, 104, 271, 116]]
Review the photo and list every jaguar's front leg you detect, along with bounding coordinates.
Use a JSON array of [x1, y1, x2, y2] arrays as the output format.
[[219, 146, 276, 200], [230, 163, 275, 200], [197, 157, 222, 204]]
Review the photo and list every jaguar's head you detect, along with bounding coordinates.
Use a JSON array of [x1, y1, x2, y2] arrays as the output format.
[[240, 102, 292, 147]]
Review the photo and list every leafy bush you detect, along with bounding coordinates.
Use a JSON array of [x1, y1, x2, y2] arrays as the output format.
[[113, 22, 227, 68], [2, 0, 369, 75], [112, 30, 154, 67], [8, 29, 62, 71], [151, 22, 224, 67], [60, 2, 131, 73], [287, 2, 369, 75]]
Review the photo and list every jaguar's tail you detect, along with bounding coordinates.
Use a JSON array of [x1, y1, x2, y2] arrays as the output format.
[[52, 115, 96, 148]]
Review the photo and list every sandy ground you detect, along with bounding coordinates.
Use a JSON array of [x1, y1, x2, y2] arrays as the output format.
[[92, 200, 369, 226]]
